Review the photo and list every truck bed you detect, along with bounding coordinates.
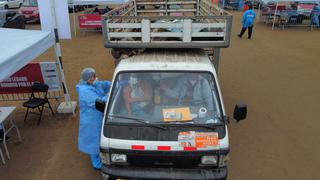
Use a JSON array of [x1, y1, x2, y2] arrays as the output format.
[[102, 0, 232, 48]]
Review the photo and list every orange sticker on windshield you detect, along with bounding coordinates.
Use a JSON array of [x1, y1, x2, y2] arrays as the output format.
[[162, 107, 192, 122], [195, 132, 219, 148]]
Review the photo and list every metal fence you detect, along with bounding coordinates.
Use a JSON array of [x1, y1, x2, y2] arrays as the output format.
[[0, 91, 64, 102]]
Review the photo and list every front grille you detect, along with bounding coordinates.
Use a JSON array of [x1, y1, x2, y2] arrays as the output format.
[[127, 154, 201, 168]]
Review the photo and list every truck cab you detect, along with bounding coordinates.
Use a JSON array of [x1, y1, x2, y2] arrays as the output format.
[[98, 1, 246, 179], [99, 49, 246, 180]]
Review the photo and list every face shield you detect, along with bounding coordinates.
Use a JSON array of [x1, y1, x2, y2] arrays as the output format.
[[129, 75, 139, 87]]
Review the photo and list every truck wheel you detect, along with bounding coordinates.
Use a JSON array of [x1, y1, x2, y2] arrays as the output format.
[[108, 176, 117, 180], [103, 175, 116, 180], [4, 5, 9, 9]]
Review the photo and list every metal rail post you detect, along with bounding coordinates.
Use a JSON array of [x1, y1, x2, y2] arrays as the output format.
[[50, 0, 76, 114], [214, 48, 220, 73]]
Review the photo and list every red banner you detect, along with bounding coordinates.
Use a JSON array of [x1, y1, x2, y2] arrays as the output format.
[[0, 63, 44, 94], [78, 14, 102, 28]]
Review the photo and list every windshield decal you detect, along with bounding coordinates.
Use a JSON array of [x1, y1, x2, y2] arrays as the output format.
[[162, 107, 192, 122]]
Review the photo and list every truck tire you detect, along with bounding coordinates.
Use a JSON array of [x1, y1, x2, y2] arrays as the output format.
[[4, 5, 9, 9], [102, 175, 116, 180], [108, 176, 117, 180]]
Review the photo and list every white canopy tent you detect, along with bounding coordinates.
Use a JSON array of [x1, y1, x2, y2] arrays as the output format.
[[0, 28, 76, 114], [71, 0, 127, 35], [0, 28, 55, 82], [270, 0, 320, 29], [72, 0, 127, 5]]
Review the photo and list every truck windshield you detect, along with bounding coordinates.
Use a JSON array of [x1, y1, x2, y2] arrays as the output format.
[[22, 0, 38, 6], [107, 72, 223, 125]]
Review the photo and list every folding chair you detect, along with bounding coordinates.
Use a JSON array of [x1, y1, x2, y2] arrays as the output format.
[[23, 82, 54, 125]]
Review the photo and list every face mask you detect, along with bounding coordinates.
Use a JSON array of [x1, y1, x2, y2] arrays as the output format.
[[92, 77, 99, 85], [189, 79, 196, 86]]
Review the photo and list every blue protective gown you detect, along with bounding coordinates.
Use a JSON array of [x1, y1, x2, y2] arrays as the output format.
[[242, 9, 256, 28], [311, 6, 320, 27], [76, 80, 111, 155]]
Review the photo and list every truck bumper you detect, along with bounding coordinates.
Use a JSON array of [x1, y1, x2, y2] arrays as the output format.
[[101, 166, 227, 180], [24, 15, 39, 23]]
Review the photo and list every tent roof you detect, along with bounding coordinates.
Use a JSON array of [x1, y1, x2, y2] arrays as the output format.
[[0, 28, 55, 82], [72, 0, 127, 5]]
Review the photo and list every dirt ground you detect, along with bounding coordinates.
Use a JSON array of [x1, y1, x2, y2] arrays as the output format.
[[0, 10, 319, 180]]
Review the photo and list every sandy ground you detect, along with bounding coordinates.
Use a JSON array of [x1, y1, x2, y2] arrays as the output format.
[[0, 10, 320, 180]]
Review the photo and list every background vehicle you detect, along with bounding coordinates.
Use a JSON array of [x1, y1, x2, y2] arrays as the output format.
[[19, 0, 39, 23], [0, 9, 25, 28], [98, 0, 247, 180], [0, 0, 23, 9]]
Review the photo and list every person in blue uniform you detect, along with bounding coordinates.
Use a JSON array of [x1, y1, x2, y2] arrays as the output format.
[[238, 4, 256, 39], [76, 68, 111, 170], [310, 3, 320, 28]]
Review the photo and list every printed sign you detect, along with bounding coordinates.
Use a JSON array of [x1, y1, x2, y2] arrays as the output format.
[[178, 131, 219, 148], [40, 62, 61, 91], [195, 132, 219, 148], [162, 107, 192, 122], [178, 131, 196, 147], [78, 15, 102, 28], [0, 62, 61, 94]]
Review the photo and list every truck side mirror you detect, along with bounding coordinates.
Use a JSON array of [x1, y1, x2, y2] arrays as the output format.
[[233, 103, 247, 122], [95, 99, 106, 112]]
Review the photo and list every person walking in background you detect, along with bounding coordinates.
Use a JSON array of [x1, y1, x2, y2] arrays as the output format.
[[238, 4, 256, 39], [310, 3, 320, 29], [76, 68, 111, 170]]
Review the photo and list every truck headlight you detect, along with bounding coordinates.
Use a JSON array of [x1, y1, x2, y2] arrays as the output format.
[[218, 154, 229, 167], [201, 155, 218, 165], [111, 154, 127, 163], [33, 10, 39, 15], [99, 152, 110, 165]]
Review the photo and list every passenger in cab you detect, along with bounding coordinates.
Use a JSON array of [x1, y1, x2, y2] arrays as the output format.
[[160, 73, 214, 114], [123, 74, 153, 115]]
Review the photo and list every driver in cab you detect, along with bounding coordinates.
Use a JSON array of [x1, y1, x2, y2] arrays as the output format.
[[160, 73, 214, 115]]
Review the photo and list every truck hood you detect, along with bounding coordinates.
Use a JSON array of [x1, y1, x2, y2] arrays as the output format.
[[101, 124, 229, 150], [20, 6, 38, 12]]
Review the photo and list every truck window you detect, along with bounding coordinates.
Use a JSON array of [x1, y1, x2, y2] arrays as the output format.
[[22, 0, 38, 6], [107, 72, 222, 125]]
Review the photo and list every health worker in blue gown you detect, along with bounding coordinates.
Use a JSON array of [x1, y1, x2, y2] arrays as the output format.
[[76, 68, 111, 170]]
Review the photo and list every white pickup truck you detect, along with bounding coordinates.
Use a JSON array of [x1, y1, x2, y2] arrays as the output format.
[[0, 0, 23, 9], [97, 1, 247, 180]]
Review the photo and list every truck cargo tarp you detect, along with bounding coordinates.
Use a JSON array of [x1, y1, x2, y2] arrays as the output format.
[[0, 28, 55, 82], [72, 0, 127, 5]]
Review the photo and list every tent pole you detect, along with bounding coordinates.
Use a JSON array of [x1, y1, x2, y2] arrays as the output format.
[[50, 0, 76, 114], [272, 0, 278, 30], [73, 0, 77, 36]]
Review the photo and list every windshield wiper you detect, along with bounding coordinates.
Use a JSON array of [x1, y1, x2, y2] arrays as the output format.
[[187, 123, 217, 130], [108, 114, 167, 130], [151, 121, 217, 130]]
